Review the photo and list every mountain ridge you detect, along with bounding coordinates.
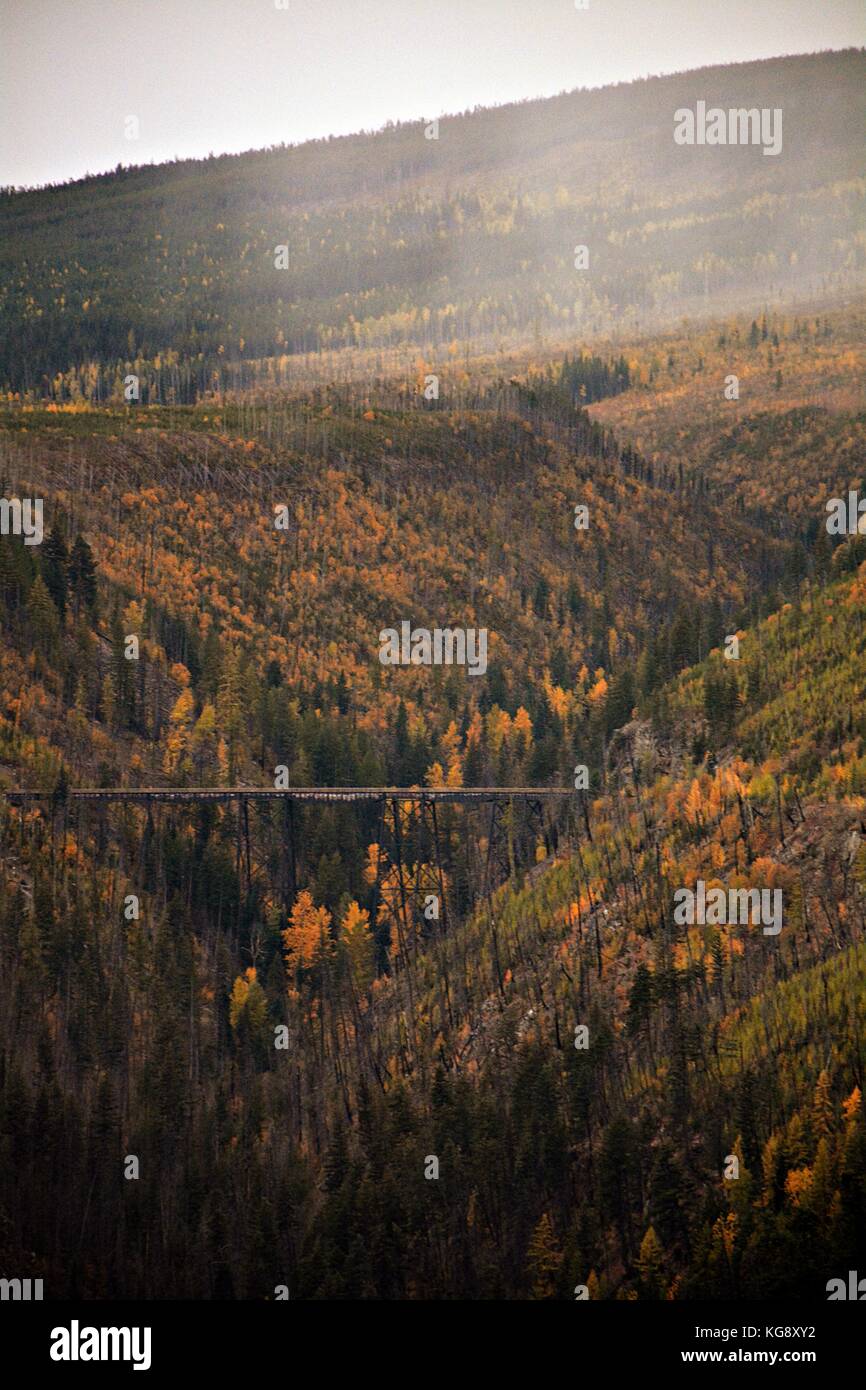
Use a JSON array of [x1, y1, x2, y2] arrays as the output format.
[[2, 48, 863, 395]]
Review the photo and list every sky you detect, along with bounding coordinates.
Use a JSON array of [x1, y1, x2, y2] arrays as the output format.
[[1, 0, 863, 189]]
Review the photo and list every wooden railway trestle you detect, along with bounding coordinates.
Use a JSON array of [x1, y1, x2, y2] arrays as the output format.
[[2, 786, 575, 942]]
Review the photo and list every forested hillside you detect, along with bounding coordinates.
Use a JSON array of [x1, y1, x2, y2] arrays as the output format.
[[1, 49, 863, 398], [2, 290, 866, 1296]]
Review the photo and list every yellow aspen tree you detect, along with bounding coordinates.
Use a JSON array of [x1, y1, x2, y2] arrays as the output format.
[[340, 900, 375, 993]]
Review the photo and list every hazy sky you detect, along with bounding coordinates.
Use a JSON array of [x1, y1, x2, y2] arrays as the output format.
[[1, 0, 863, 188]]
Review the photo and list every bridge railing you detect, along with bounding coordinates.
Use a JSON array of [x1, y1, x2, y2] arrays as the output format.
[[2, 786, 573, 805]]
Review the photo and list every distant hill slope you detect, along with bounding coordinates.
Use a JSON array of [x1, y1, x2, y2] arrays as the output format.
[[1, 49, 864, 396]]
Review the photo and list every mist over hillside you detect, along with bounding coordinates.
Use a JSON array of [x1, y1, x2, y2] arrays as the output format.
[[1, 49, 863, 398]]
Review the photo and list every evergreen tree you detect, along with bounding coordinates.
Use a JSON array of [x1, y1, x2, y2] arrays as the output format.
[[68, 534, 98, 617], [41, 526, 69, 619]]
